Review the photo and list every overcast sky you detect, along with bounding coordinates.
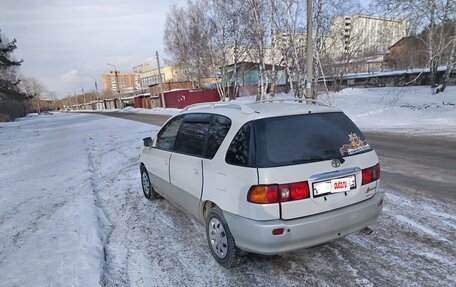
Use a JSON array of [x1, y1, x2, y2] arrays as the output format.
[[0, 0, 186, 98]]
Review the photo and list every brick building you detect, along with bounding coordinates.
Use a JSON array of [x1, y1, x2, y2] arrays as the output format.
[[102, 72, 140, 95]]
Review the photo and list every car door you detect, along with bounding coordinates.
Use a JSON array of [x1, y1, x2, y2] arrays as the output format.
[[169, 114, 232, 219], [169, 114, 212, 218], [142, 115, 183, 199]]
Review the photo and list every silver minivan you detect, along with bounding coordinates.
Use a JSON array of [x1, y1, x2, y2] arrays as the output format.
[[140, 101, 383, 267]]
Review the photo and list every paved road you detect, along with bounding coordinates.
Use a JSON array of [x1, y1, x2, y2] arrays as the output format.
[[363, 132, 456, 202], [95, 112, 456, 202]]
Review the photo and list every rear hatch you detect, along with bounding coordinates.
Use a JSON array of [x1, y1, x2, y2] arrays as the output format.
[[254, 112, 379, 220]]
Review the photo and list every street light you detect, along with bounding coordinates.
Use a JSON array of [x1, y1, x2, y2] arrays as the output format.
[[86, 75, 100, 109], [107, 63, 122, 109]]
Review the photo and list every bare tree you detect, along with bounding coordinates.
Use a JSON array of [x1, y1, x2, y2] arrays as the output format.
[[163, 0, 375, 100], [20, 77, 46, 113], [205, 0, 248, 99], [240, 0, 271, 101], [164, 4, 194, 83], [272, 0, 307, 98]]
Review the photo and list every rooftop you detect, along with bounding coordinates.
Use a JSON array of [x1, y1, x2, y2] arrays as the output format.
[[180, 100, 341, 124]]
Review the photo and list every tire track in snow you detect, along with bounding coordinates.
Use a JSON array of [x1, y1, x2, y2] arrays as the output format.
[[84, 134, 144, 286], [83, 137, 113, 285]]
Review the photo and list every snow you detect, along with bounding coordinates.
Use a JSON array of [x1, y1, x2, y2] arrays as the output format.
[[0, 113, 153, 286], [327, 86, 456, 137], [1, 111, 455, 286]]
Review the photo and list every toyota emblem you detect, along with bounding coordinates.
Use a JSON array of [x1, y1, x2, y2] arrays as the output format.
[[331, 159, 341, 168]]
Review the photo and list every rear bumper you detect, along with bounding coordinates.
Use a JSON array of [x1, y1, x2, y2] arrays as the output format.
[[224, 192, 384, 255]]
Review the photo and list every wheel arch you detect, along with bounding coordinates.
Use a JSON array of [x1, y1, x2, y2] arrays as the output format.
[[201, 200, 218, 221]]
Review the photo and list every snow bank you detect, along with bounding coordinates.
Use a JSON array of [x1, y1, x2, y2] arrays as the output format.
[[119, 106, 180, 116], [327, 86, 456, 137]]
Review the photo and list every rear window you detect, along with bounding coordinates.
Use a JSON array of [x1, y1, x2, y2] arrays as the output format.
[[254, 112, 371, 168], [226, 122, 254, 166], [207, 115, 232, 158]]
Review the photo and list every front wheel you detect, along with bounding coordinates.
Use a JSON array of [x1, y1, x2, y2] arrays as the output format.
[[206, 207, 240, 268], [140, 165, 159, 200]]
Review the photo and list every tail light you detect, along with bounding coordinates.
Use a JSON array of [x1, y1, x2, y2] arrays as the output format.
[[248, 181, 310, 204], [362, 163, 381, 185], [247, 185, 279, 204]]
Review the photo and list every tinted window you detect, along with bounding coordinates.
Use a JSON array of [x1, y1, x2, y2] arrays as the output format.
[[206, 115, 231, 158], [226, 122, 254, 166], [174, 115, 210, 157], [254, 112, 371, 168], [156, 116, 183, 151]]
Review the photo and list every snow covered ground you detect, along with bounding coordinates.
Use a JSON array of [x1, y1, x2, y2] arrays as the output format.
[[326, 86, 456, 137], [116, 86, 456, 137], [1, 112, 455, 286]]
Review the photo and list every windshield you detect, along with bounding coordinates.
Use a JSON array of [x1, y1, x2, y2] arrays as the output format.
[[254, 112, 371, 168]]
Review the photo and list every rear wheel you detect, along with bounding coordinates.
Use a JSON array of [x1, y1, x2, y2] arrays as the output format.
[[140, 165, 159, 200], [206, 207, 240, 268]]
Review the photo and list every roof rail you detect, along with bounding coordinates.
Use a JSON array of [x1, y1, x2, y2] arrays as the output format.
[[181, 101, 255, 114], [255, 98, 331, 107]]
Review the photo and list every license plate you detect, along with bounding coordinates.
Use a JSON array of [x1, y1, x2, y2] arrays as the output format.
[[331, 178, 351, 193], [313, 175, 356, 197]]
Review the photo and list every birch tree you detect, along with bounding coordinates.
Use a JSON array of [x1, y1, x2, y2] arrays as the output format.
[[206, 0, 248, 99], [241, 0, 270, 101]]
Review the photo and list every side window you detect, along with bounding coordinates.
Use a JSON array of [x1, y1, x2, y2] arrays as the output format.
[[226, 122, 253, 166], [174, 115, 211, 157], [156, 116, 183, 151], [206, 115, 231, 158]]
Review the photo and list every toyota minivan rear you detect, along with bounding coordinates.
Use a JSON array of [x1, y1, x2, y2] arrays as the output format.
[[223, 110, 383, 255]]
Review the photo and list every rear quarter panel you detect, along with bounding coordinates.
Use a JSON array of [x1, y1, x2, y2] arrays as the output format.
[[202, 159, 281, 220]]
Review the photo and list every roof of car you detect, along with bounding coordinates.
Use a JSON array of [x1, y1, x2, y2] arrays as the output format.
[[179, 101, 342, 122]]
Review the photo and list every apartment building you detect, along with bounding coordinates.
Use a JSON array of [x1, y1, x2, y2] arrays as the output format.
[[133, 63, 187, 88], [327, 15, 408, 59], [102, 72, 140, 95]]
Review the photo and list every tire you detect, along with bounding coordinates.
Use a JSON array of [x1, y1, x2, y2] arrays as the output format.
[[140, 165, 159, 200], [206, 207, 240, 268]]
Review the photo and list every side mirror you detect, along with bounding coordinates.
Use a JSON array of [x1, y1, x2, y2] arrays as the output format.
[[143, 137, 153, 147]]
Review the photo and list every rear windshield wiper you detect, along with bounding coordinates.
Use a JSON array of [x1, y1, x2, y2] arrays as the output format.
[[334, 156, 345, 164]]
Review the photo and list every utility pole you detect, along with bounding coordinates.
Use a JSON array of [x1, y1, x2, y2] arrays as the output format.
[[156, 51, 165, 108], [88, 75, 100, 109], [73, 91, 77, 109], [107, 63, 122, 109], [306, 0, 313, 100], [35, 93, 41, 114], [81, 86, 86, 109]]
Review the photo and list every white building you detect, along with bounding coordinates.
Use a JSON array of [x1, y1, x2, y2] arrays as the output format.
[[326, 15, 408, 59]]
